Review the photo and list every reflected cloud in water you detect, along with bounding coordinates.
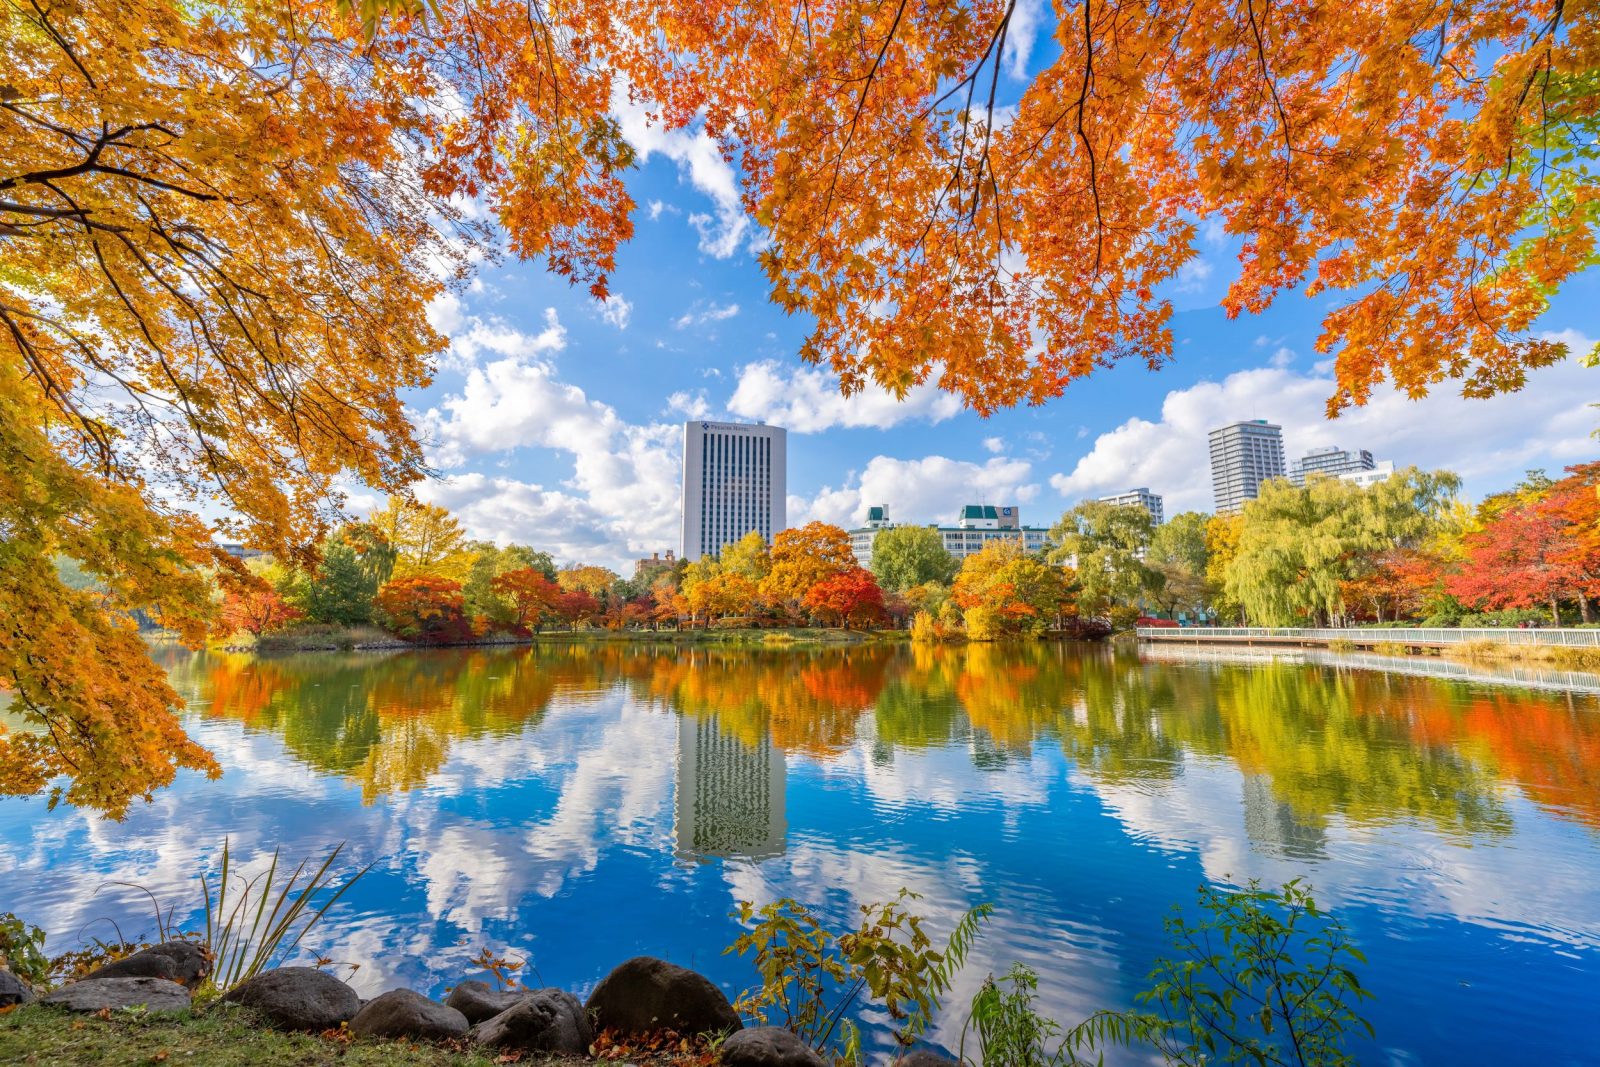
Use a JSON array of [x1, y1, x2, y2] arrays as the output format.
[[3, 642, 1599, 1064]]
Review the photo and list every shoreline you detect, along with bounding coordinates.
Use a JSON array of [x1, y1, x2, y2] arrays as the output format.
[[214, 625, 913, 655]]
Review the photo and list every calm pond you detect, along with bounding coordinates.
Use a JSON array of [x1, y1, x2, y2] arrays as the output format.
[[3, 642, 1599, 1065]]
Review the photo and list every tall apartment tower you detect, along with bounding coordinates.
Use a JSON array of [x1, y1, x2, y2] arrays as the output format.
[[1209, 420, 1286, 514], [680, 420, 787, 561], [1289, 446, 1376, 486]]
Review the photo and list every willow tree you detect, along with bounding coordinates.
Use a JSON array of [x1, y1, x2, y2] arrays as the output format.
[[1049, 500, 1160, 616], [1224, 469, 1461, 626]]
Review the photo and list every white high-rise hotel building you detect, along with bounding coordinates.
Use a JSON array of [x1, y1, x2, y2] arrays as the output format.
[[680, 420, 787, 561]]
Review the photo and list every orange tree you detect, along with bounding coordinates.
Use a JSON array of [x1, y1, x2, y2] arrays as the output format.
[[951, 540, 1073, 639], [803, 567, 887, 629], [9, 0, 1600, 813], [374, 576, 468, 640], [760, 522, 856, 617], [218, 583, 302, 638]]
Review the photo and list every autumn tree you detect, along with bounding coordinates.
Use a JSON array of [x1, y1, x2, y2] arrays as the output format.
[[803, 567, 887, 628], [952, 540, 1073, 639], [218, 584, 302, 638], [870, 526, 957, 592], [489, 567, 562, 632], [557, 565, 621, 599], [375, 576, 468, 640], [1448, 463, 1600, 624], [719, 531, 773, 582], [465, 543, 555, 625], [553, 589, 601, 630], [370, 497, 473, 581], [761, 522, 855, 611]]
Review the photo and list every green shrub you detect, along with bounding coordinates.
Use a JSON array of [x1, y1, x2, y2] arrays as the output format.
[[0, 912, 48, 988]]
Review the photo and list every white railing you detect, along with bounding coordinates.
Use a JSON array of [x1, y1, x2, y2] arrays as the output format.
[[1135, 626, 1600, 647]]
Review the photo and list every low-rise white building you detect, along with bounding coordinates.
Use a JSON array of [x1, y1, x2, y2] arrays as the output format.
[[1098, 487, 1164, 526], [1339, 461, 1395, 489], [849, 504, 1052, 569]]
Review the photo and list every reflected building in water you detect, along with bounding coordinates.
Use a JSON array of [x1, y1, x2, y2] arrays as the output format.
[[674, 716, 787, 861], [1240, 774, 1326, 859]]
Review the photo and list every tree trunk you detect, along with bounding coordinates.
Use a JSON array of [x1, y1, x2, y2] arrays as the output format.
[[1580, 592, 1593, 624], [1551, 598, 1561, 626]]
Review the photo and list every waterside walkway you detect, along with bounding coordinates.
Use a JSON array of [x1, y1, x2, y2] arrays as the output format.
[[1135, 626, 1600, 650]]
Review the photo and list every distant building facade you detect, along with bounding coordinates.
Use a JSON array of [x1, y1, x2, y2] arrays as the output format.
[[680, 420, 787, 562], [1339, 460, 1395, 489], [848, 504, 1051, 569], [1290, 446, 1375, 486], [1098, 487, 1165, 526], [634, 550, 676, 578], [1209, 420, 1286, 514]]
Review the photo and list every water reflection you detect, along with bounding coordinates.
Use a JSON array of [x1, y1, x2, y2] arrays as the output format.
[[4, 642, 1599, 1066]]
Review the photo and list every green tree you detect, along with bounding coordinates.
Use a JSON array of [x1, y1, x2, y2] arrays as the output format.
[[871, 526, 958, 592], [300, 539, 382, 625], [1049, 502, 1160, 616], [1147, 512, 1213, 620], [1225, 468, 1460, 626], [462, 543, 555, 625]]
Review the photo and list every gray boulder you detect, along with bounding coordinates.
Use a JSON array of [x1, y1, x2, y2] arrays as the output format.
[[895, 1051, 960, 1066], [349, 988, 469, 1040], [585, 956, 741, 1037], [470, 988, 591, 1054], [82, 941, 210, 988], [719, 1026, 826, 1067], [42, 976, 190, 1013], [0, 968, 34, 1006], [223, 967, 361, 1031], [445, 979, 528, 1024]]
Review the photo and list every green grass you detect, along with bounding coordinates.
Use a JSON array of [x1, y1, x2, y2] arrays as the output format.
[[0, 1004, 581, 1067]]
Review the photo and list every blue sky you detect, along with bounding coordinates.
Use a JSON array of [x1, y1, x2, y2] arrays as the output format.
[[384, 53, 1600, 571]]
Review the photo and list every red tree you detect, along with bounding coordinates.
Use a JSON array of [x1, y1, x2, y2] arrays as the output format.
[[218, 585, 300, 637], [803, 567, 886, 629], [375, 576, 468, 640], [490, 567, 561, 632], [1449, 465, 1600, 624], [553, 589, 600, 630]]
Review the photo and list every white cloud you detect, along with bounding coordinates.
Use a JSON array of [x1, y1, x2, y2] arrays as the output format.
[[596, 293, 632, 329], [1003, 0, 1048, 79], [672, 301, 740, 329], [982, 436, 1005, 454], [1050, 334, 1599, 512], [431, 307, 567, 372], [791, 455, 1039, 528], [1269, 346, 1295, 369], [727, 360, 964, 433], [419, 308, 682, 566], [667, 390, 712, 419], [613, 89, 749, 258]]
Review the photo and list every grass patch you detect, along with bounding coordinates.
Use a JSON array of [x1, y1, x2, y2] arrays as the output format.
[[0, 1004, 553, 1067], [1445, 640, 1600, 670]]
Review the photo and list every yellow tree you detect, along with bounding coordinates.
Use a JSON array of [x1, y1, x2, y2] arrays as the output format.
[[368, 497, 473, 581], [557, 565, 621, 598], [951, 540, 1072, 638], [760, 522, 856, 613]]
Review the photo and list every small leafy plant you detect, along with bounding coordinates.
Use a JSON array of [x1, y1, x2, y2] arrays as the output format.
[[1136, 879, 1374, 1067], [726, 890, 991, 1061], [0, 912, 49, 988]]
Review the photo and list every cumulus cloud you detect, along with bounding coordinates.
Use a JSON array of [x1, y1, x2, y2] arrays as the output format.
[[613, 90, 749, 258], [596, 293, 632, 329], [666, 390, 712, 419], [1051, 332, 1599, 512], [791, 455, 1039, 528], [727, 361, 965, 433], [982, 436, 1005, 454], [419, 307, 681, 565]]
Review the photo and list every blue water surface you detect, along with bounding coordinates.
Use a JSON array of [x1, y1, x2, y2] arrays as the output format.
[[2, 641, 1598, 1065]]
